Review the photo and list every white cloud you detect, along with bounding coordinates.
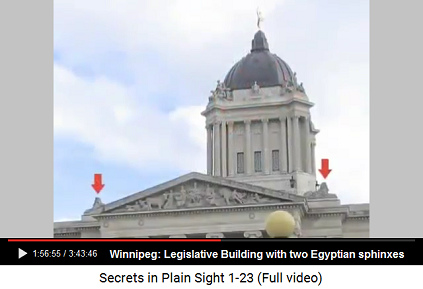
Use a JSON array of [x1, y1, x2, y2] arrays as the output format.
[[54, 64, 207, 173], [55, 61, 369, 204]]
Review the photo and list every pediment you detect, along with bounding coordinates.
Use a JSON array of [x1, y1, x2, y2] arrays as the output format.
[[85, 172, 305, 215]]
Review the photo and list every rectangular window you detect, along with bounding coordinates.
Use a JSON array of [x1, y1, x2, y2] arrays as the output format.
[[254, 151, 262, 172], [237, 152, 244, 174], [272, 150, 280, 171]]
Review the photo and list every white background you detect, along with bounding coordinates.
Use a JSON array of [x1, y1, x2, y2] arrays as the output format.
[[1, 265, 419, 288]]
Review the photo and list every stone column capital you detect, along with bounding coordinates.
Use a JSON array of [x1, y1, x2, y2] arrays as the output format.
[[213, 121, 221, 126], [262, 118, 269, 123], [244, 120, 251, 125], [279, 116, 286, 122], [227, 120, 234, 126]]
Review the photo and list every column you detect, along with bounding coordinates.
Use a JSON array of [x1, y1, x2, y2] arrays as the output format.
[[305, 117, 312, 174], [206, 232, 225, 238], [206, 125, 213, 175], [243, 231, 263, 238], [311, 141, 316, 175], [292, 211, 302, 238], [244, 120, 252, 174], [280, 117, 288, 172], [293, 115, 301, 171], [221, 121, 227, 177], [287, 116, 293, 172], [213, 121, 221, 176], [262, 119, 270, 174], [227, 121, 234, 176]]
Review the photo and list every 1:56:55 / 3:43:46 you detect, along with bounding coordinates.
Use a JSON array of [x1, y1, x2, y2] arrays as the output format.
[[33, 249, 97, 258]]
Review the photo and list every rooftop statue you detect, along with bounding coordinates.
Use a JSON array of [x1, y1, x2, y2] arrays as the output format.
[[256, 8, 264, 30], [252, 81, 260, 94]]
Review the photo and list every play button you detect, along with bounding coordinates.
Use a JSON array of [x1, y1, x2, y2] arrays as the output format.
[[18, 248, 27, 259]]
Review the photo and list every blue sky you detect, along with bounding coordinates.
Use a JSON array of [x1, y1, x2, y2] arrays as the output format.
[[54, 0, 369, 221]]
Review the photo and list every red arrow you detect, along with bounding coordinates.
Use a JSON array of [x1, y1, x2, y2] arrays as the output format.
[[91, 174, 104, 194], [319, 159, 332, 179]]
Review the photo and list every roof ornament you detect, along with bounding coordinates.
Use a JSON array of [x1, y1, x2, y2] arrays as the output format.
[[252, 81, 260, 94], [84, 197, 105, 214], [256, 8, 264, 30], [298, 82, 306, 93], [304, 182, 336, 199], [210, 80, 230, 100]]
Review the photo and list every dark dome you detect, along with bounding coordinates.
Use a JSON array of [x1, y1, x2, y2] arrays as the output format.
[[224, 30, 295, 90]]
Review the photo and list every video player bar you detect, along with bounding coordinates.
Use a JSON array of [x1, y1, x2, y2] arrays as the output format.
[[3, 238, 421, 266]]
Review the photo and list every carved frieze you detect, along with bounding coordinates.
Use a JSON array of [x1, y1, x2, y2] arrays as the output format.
[[110, 181, 282, 213]]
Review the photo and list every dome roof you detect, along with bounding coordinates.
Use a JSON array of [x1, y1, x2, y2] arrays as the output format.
[[224, 30, 296, 90]]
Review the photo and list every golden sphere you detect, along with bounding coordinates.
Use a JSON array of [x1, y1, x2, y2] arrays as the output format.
[[265, 210, 296, 238]]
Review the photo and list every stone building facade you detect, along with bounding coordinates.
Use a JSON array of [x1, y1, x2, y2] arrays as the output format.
[[54, 29, 369, 238]]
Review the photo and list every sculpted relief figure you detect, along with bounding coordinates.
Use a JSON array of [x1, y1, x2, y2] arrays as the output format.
[[143, 193, 170, 210], [173, 186, 188, 208], [205, 184, 219, 206], [231, 190, 244, 204], [210, 80, 230, 100], [125, 202, 141, 211], [247, 193, 262, 204], [245, 193, 275, 204], [125, 201, 148, 211], [221, 188, 244, 205], [187, 182, 203, 206], [117, 183, 286, 213]]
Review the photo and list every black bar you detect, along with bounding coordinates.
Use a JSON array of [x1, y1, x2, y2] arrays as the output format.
[[3, 238, 421, 266]]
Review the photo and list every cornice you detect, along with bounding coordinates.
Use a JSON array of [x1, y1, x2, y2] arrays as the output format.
[[345, 215, 370, 221], [54, 225, 100, 234], [87, 172, 305, 215], [306, 212, 347, 218], [202, 98, 314, 114], [92, 202, 308, 221], [54, 232, 80, 238], [306, 209, 370, 221]]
